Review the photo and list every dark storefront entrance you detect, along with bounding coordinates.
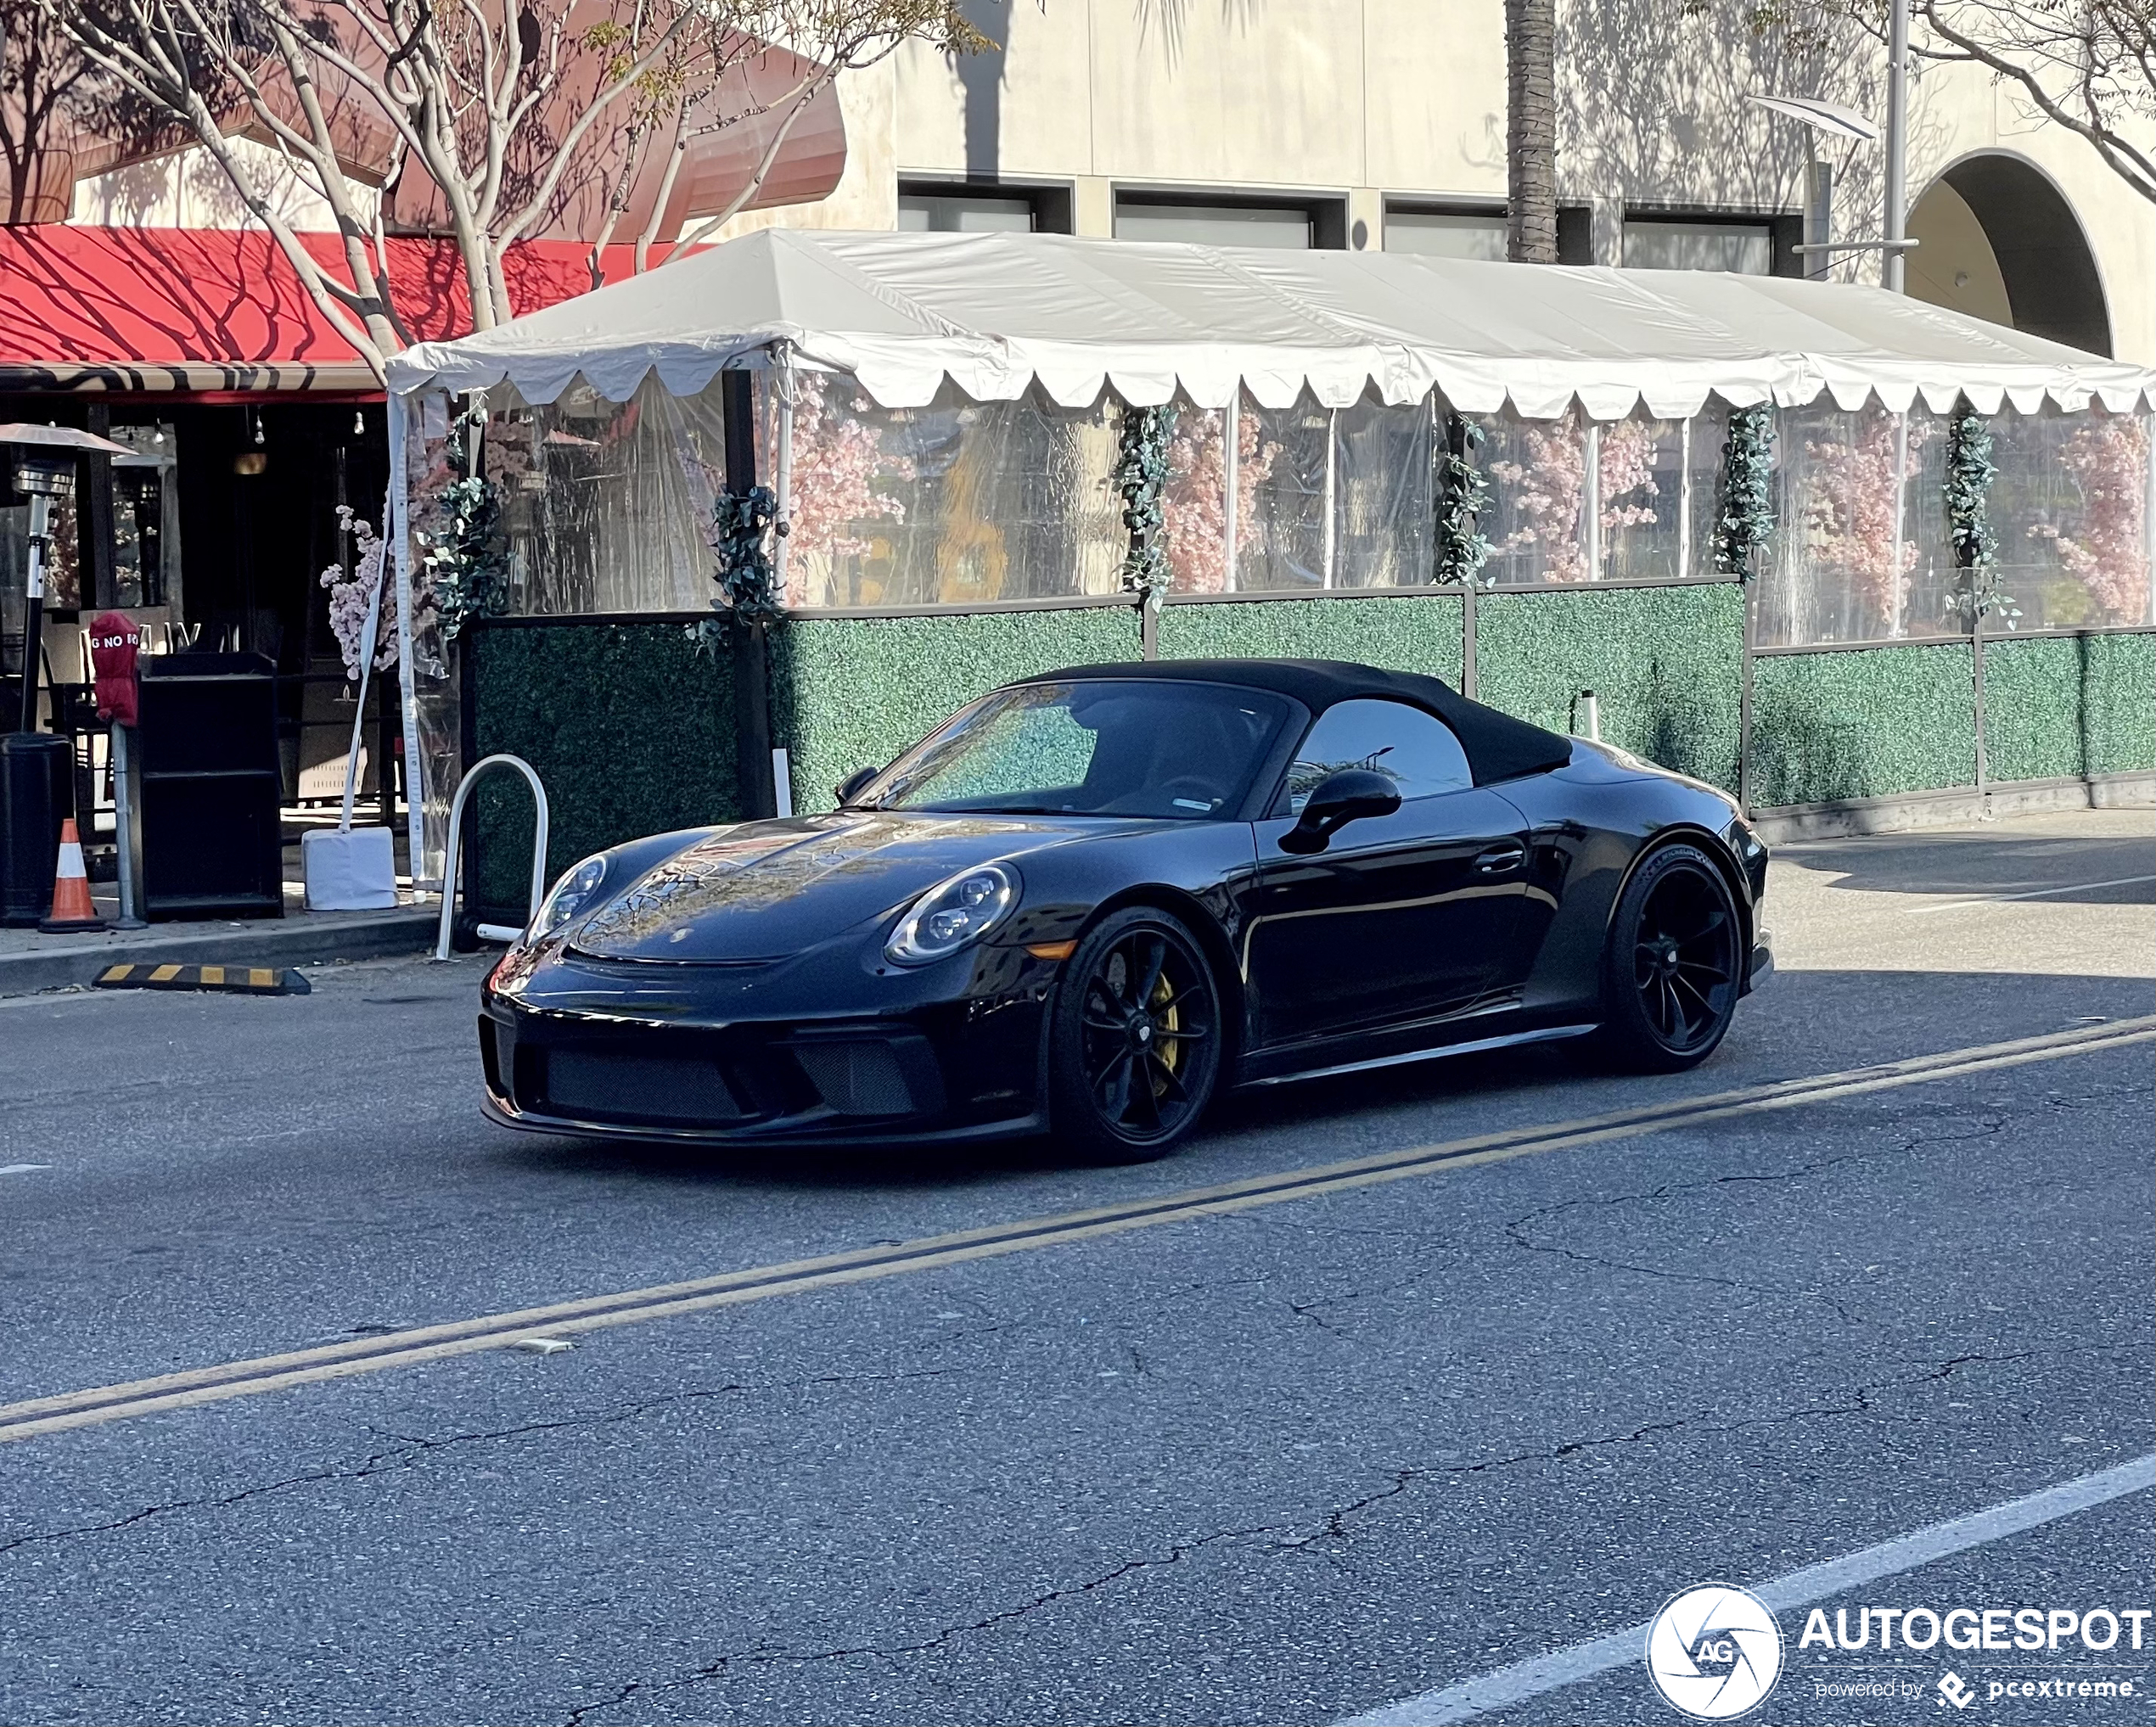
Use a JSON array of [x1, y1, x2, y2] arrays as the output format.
[[0, 395, 400, 896]]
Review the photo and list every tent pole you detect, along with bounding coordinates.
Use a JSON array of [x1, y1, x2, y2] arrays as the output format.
[[1223, 394, 1240, 593], [1889, 409, 1909, 636], [1322, 407, 1337, 589], [389, 392, 428, 895], [1677, 416, 1693, 577], [1738, 578, 1755, 815], [773, 345, 796, 604], [722, 370, 776, 821], [2144, 411, 2155, 626], [1583, 418, 1602, 578], [1461, 582, 1478, 700]]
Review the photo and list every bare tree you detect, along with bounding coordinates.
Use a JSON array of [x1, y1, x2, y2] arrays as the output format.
[[3, 0, 107, 222], [1507, 0, 1559, 261], [59, 0, 986, 382], [1912, 0, 2153, 204], [1759, 1, 2154, 205]]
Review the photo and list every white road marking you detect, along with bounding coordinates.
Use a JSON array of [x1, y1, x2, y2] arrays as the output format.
[[1910, 874, 2156, 914], [0, 1163, 52, 1177], [1343, 1454, 2156, 1725]]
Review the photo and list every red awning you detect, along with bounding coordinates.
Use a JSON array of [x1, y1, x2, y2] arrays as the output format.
[[0, 227, 664, 395]]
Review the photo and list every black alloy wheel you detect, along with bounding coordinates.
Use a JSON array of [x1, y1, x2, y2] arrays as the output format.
[[1595, 842, 1742, 1072], [1047, 906, 1222, 1163]]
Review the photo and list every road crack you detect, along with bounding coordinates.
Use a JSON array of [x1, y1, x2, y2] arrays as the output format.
[[550, 1342, 2134, 1722], [0, 1365, 956, 1562]]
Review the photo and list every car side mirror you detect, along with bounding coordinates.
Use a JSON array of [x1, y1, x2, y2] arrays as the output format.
[[834, 765, 879, 806], [1277, 767, 1401, 854]]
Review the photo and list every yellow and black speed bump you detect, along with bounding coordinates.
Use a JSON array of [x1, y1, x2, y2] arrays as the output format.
[[93, 962, 312, 996]]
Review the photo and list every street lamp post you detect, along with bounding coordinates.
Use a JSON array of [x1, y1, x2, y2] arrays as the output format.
[[1884, 0, 1910, 291], [1747, 93, 1917, 284]]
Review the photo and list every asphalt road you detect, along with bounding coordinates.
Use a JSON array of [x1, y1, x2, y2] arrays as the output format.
[[2, 810, 2149, 1727]]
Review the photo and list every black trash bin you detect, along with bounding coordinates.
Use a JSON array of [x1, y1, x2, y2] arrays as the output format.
[[138, 653, 284, 920], [0, 731, 73, 928]]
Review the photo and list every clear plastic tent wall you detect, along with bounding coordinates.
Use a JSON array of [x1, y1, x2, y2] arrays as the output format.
[[426, 363, 2153, 626]]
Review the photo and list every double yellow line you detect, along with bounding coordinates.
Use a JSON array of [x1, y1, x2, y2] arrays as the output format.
[[4, 1016, 2148, 1447]]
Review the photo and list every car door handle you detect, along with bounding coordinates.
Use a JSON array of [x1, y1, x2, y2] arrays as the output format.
[[1474, 843, 1526, 874]]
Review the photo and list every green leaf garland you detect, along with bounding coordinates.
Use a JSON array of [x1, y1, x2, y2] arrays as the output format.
[[1713, 403, 1776, 580], [1113, 402, 1177, 608], [420, 406, 509, 643], [1435, 412, 1494, 586], [1946, 407, 2018, 629]]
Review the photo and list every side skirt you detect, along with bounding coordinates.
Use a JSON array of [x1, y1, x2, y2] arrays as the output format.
[[1238, 1022, 1600, 1090]]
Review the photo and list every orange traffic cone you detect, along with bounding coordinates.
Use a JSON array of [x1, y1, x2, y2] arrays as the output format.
[[40, 819, 107, 934]]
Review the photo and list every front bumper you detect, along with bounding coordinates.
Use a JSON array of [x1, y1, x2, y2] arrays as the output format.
[[478, 986, 1050, 1147]]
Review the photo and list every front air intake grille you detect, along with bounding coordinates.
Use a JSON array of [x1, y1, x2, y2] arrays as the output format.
[[541, 1047, 746, 1125], [790, 1040, 917, 1117]]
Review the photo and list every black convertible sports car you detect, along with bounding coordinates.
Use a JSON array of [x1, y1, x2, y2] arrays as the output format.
[[480, 659, 1771, 1162]]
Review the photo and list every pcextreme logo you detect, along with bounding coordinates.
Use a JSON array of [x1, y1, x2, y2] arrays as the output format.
[[1644, 1583, 1785, 1720]]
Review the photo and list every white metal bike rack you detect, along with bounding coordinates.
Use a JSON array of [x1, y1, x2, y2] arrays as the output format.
[[435, 753, 551, 961]]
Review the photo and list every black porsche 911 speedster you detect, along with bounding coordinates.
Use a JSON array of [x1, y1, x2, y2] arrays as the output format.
[[479, 659, 1771, 1163]]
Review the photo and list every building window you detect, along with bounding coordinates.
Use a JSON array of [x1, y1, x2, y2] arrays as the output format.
[[898, 189, 1037, 233], [1384, 203, 1594, 263], [1624, 219, 1775, 274], [1384, 206, 1508, 261], [1114, 198, 1326, 250]]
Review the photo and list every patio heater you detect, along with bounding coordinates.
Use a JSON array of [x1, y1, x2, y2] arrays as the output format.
[[0, 424, 134, 926]]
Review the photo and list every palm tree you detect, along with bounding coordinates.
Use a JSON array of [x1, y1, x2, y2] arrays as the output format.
[[1505, 0, 1558, 262]]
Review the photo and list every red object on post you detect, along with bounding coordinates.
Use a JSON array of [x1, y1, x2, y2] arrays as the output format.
[[89, 611, 140, 727]]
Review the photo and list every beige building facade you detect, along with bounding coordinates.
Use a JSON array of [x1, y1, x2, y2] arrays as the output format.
[[69, 1, 2153, 363], [724, 0, 2155, 364]]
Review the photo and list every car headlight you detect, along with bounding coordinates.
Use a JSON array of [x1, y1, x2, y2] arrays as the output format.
[[884, 862, 1019, 967], [528, 854, 609, 943]]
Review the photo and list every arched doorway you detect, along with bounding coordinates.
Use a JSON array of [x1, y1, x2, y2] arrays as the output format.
[[1906, 154, 2112, 356]]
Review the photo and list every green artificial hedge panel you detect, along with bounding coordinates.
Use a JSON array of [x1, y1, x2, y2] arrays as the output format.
[[2083, 631, 2156, 777], [1981, 634, 2086, 785], [1154, 593, 1465, 685], [1474, 584, 1745, 792], [1750, 643, 1976, 807], [467, 622, 738, 914], [774, 608, 1143, 814]]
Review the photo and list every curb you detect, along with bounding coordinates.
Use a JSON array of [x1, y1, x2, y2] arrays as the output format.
[[0, 908, 436, 998]]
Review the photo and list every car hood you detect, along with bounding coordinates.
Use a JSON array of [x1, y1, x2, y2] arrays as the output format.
[[569, 810, 1108, 962]]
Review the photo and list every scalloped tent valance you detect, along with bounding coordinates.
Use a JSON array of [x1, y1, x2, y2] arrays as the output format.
[[384, 227, 2156, 421]]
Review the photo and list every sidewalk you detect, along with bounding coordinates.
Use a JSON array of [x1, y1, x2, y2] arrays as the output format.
[[0, 878, 436, 996]]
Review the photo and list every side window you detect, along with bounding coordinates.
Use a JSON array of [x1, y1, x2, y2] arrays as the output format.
[[1280, 698, 1474, 812]]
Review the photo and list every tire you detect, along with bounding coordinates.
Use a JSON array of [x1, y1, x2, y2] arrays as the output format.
[[1046, 906, 1224, 1164], [1593, 842, 1743, 1073]]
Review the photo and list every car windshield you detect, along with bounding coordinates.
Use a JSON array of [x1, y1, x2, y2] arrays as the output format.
[[863, 680, 1295, 819]]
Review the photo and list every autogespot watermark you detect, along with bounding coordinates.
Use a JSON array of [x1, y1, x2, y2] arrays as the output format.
[[1794, 1602, 2153, 1656], [1644, 1589, 2153, 1720], [1645, 1584, 1786, 1720]]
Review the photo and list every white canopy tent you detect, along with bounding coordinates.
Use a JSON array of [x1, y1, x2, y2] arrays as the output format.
[[385, 226, 2156, 420], [381, 229, 2156, 889]]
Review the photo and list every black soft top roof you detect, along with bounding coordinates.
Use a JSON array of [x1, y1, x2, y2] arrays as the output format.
[[1013, 658, 1575, 787]]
